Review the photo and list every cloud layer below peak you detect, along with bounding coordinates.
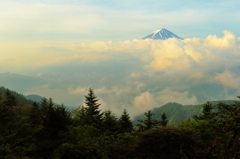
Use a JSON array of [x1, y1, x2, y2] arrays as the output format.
[[2, 31, 240, 116]]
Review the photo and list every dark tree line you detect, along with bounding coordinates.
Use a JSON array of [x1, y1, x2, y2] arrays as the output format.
[[1, 88, 240, 159]]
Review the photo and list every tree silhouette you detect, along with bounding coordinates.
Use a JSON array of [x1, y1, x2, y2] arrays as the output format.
[[118, 109, 133, 133], [102, 110, 118, 132], [137, 110, 160, 130], [160, 111, 168, 126], [84, 88, 103, 127]]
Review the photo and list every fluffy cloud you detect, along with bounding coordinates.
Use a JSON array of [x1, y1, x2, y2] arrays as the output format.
[[203, 31, 238, 48], [133, 91, 158, 111], [69, 86, 133, 96], [215, 71, 240, 89], [144, 31, 240, 73], [3, 31, 240, 117], [133, 89, 198, 112], [2, 30, 239, 71]]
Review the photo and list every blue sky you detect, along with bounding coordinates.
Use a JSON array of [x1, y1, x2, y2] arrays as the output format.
[[1, 0, 240, 42]]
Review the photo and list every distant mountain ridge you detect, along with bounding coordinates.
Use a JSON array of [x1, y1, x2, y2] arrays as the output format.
[[25, 94, 44, 102], [1, 86, 240, 123], [25, 94, 77, 110], [133, 100, 238, 125], [0, 86, 33, 106], [0, 86, 76, 110], [142, 28, 183, 40]]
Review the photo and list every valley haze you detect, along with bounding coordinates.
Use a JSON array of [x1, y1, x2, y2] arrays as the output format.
[[1, 0, 240, 117]]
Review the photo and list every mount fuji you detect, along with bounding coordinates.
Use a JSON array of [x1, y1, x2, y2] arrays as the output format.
[[142, 28, 183, 40]]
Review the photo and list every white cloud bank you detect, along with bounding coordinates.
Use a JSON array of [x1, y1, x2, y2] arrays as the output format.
[[2, 31, 240, 116], [3, 30, 239, 71], [133, 89, 197, 110]]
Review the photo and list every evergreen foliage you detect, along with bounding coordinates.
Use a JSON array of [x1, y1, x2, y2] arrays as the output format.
[[1, 86, 240, 158], [135, 127, 202, 159], [4, 89, 16, 107], [102, 110, 118, 132], [133, 100, 236, 125], [118, 109, 133, 133], [41, 98, 70, 136], [214, 100, 240, 158], [0, 86, 33, 106], [193, 101, 216, 120], [84, 88, 103, 126], [137, 110, 160, 130], [29, 101, 41, 127], [160, 111, 168, 126], [72, 105, 88, 126]]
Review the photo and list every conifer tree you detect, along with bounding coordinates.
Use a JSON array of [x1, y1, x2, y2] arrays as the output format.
[[84, 88, 103, 126], [3, 89, 16, 107], [40, 97, 49, 116], [118, 109, 133, 133], [0, 93, 3, 102], [30, 102, 41, 127], [160, 111, 168, 126], [193, 101, 215, 120], [40, 98, 70, 138], [78, 105, 86, 119], [74, 105, 87, 126], [137, 110, 160, 130], [102, 110, 118, 132], [0, 95, 13, 127], [215, 100, 240, 158]]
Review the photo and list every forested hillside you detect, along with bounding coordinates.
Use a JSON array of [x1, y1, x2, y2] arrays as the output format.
[[133, 100, 237, 125], [1, 87, 240, 158], [0, 86, 33, 106]]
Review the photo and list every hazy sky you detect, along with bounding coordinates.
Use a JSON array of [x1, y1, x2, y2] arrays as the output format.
[[0, 0, 240, 42], [1, 0, 240, 116]]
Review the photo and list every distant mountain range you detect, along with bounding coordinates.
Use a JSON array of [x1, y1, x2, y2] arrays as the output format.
[[142, 28, 183, 40], [24, 94, 77, 110], [0, 86, 33, 106], [133, 100, 237, 125], [0, 86, 77, 110], [25, 94, 44, 102], [1, 86, 239, 124]]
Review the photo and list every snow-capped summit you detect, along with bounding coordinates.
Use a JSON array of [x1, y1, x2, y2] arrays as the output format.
[[142, 28, 183, 40]]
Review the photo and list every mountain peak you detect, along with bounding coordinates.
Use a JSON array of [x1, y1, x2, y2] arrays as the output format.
[[153, 28, 166, 33], [142, 28, 183, 40]]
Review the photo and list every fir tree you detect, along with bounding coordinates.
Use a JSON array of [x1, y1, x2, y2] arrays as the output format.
[[137, 110, 160, 130], [160, 111, 168, 126], [0, 92, 3, 102], [40, 97, 49, 116], [40, 98, 70, 137], [118, 109, 133, 133], [84, 88, 103, 126], [0, 96, 14, 127], [102, 110, 118, 132], [193, 101, 216, 120], [30, 102, 41, 127], [3, 89, 16, 107], [73, 105, 87, 126], [215, 100, 240, 158]]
